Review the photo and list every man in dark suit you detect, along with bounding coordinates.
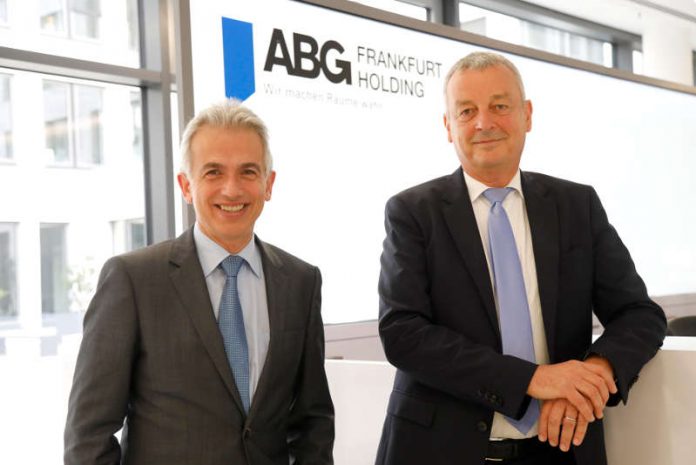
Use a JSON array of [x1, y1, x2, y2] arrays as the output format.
[[376, 52, 666, 465], [64, 100, 334, 465]]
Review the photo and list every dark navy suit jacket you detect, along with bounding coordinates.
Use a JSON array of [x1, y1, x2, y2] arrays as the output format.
[[376, 169, 666, 465]]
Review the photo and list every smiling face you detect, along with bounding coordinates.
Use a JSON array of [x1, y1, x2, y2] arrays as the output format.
[[177, 125, 275, 253], [443, 64, 532, 187]]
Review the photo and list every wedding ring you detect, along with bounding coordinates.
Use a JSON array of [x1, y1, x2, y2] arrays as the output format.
[[564, 416, 577, 423]]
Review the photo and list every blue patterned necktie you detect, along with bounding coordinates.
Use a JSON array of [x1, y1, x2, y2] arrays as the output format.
[[483, 187, 539, 434], [218, 255, 250, 414]]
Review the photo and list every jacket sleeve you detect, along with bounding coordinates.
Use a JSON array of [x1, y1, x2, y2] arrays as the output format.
[[378, 194, 537, 419], [287, 267, 335, 464], [64, 257, 138, 465], [585, 187, 667, 405]]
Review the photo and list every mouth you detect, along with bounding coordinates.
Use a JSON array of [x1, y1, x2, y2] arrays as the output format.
[[217, 203, 246, 213], [473, 138, 504, 145]]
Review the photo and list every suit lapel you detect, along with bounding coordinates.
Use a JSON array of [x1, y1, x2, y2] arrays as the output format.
[[246, 237, 286, 419], [441, 169, 499, 335], [521, 172, 560, 360], [168, 229, 246, 413]]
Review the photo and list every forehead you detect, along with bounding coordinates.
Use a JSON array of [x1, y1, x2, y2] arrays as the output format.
[[446, 65, 522, 104], [189, 125, 264, 168]]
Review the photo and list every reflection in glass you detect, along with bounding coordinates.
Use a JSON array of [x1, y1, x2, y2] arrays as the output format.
[[43, 80, 70, 164], [0, 74, 11, 160], [0, 223, 17, 316], [41, 223, 69, 314]]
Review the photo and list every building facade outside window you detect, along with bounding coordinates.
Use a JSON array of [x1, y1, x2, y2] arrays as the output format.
[[0, 0, 171, 462], [0, 0, 137, 67], [43, 80, 103, 166], [40, 0, 101, 40]]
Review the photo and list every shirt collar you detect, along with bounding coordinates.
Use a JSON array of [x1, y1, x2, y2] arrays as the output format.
[[193, 222, 263, 278], [462, 169, 524, 203]]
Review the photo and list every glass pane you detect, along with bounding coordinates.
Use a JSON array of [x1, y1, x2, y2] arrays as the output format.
[[127, 218, 145, 250], [0, 0, 8, 24], [74, 84, 103, 165], [5, 0, 139, 67], [0, 69, 145, 462], [41, 223, 69, 314], [70, 0, 101, 39], [0, 223, 17, 316], [43, 80, 70, 164], [130, 90, 143, 159], [0, 74, 11, 160], [459, 2, 611, 68], [39, 0, 66, 34]]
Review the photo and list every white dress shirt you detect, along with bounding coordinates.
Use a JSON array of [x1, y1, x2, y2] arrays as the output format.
[[193, 223, 270, 405], [462, 170, 550, 439]]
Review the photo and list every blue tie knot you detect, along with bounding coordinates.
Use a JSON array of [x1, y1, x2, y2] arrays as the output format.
[[483, 187, 514, 205], [220, 255, 244, 277]]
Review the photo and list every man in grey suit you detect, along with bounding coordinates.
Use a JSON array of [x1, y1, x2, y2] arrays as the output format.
[[64, 100, 334, 465]]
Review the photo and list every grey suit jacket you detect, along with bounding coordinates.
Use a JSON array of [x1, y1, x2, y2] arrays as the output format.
[[64, 228, 334, 465]]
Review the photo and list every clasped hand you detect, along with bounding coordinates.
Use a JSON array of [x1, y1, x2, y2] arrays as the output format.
[[527, 357, 616, 451]]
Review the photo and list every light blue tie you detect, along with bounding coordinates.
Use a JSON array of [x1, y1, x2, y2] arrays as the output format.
[[218, 255, 250, 414], [483, 187, 539, 434]]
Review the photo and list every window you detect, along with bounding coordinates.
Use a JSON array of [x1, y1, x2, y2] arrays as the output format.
[[0, 74, 11, 161], [0, 223, 17, 317], [126, 0, 139, 51], [44, 80, 103, 166], [0, 0, 8, 25], [39, 0, 66, 35], [127, 218, 145, 251], [459, 3, 612, 67], [41, 223, 69, 314], [40, 0, 100, 40], [70, 0, 100, 39]]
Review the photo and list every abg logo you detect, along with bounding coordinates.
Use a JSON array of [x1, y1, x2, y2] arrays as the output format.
[[263, 29, 352, 85]]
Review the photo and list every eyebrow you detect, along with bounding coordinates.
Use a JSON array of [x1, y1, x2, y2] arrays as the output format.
[[453, 93, 512, 107]]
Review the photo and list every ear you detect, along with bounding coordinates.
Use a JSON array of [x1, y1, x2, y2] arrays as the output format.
[[443, 112, 453, 143], [264, 171, 276, 201], [177, 172, 193, 204], [524, 99, 533, 132]]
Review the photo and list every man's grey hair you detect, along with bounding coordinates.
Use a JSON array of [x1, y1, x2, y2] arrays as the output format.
[[179, 99, 273, 176], [443, 51, 526, 101]]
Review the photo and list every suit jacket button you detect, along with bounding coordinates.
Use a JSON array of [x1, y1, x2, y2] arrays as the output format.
[[477, 421, 488, 432], [243, 427, 252, 439]]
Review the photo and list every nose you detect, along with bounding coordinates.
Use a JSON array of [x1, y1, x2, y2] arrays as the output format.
[[474, 109, 495, 130], [220, 174, 243, 197]]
